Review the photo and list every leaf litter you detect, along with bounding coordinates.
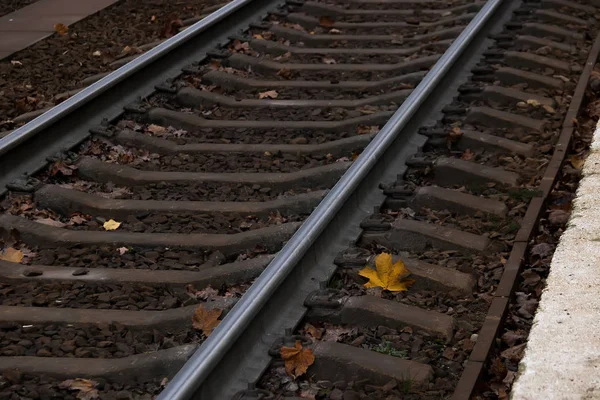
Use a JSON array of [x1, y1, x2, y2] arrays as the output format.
[[58, 378, 99, 399]]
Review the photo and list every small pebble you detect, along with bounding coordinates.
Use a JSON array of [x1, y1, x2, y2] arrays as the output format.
[[72, 268, 88, 276], [22, 269, 42, 277]]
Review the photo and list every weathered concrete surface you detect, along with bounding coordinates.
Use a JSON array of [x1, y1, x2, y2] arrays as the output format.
[[512, 122, 600, 399]]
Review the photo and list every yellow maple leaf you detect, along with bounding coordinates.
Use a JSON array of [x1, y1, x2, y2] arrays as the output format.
[[103, 219, 121, 231], [280, 340, 315, 378], [192, 305, 222, 336], [358, 252, 415, 292], [0, 247, 24, 263]]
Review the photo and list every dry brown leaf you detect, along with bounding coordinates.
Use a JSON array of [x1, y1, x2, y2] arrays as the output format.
[[357, 125, 379, 135], [187, 284, 219, 301], [460, 149, 474, 161], [570, 155, 585, 170], [147, 124, 167, 134], [11, 60, 22, 66], [49, 160, 76, 176], [209, 59, 221, 70], [319, 16, 335, 27], [258, 90, 278, 99], [161, 15, 183, 38], [35, 217, 67, 228], [446, 127, 463, 148], [0, 247, 24, 263], [192, 305, 222, 335], [322, 324, 352, 342], [70, 215, 88, 225], [117, 247, 129, 255], [59, 378, 99, 400], [151, 15, 157, 22], [542, 105, 556, 114], [304, 323, 323, 339], [232, 40, 249, 51], [54, 23, 69, 36], [329, 28, 342, 34], [280, 340, 315, 378], [358, 252, 414, 292], [277, 68, 295, 80], [322, 57, 336, 64], [526, 99, 540, 107]]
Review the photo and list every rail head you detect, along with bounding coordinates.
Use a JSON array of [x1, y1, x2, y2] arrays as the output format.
[[0, 0, 255, 157], [157, 0, 506, 398]]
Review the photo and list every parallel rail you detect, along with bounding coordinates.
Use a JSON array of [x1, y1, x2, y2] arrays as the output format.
[[0, 0, 598, 399]]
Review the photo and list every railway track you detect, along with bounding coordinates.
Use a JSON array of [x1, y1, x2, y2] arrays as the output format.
[[0, 0, 598, 398]]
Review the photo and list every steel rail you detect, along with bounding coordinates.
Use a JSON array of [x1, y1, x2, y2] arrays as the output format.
[[158, 0, 505, 398], [0, 0, 254, 157]]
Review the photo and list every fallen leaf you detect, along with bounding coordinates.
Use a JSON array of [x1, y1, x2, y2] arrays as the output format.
[[160, 377, 168, 387], [161, 15, 184, 38], [232, 40, 250, 51], [277, 68, 295, 80], [151, 15, 157, 22], [490, 357, 507, 380], [446, 127, 463, 148], [322, 324, 352, 342], [259, 90, 278, 99], [209, 59, 221, 70], [329, 28, 341, 34], [501, 342, 527, 362], [0, 247, 24, 263], [542, 105, 556, 114], [319, 16, 335, 27], [554, 74, 570, 83], [522, 270, 541, 286], [304, 323, 323, 339], [187, 284, 218, 301], [280, 340, 315, 378], [357, 125, 379, 135], [548, 209, 570, 225], [92, 50, 102, 57], [11, 60, 22, 66], [570, 155, 585, 170], [502, 330, 524, 347], [49, 160, 76, 176], [35, 218, 66, 228], [531, 243, 553, 258], [70, 215, 88, 225], [103, 219, 121, 231], [516, 292, 538, 319], [58, 378, 99, 399], [358, 253, 415, 292], [54, 23, 69, 36], [147, 124, 167, 134], [526, 99, 541, 107], [322, 57, 336, 64], [117, 247, 129, 255], [192, 305, 222, 335], [460, 149, 474, 161]]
